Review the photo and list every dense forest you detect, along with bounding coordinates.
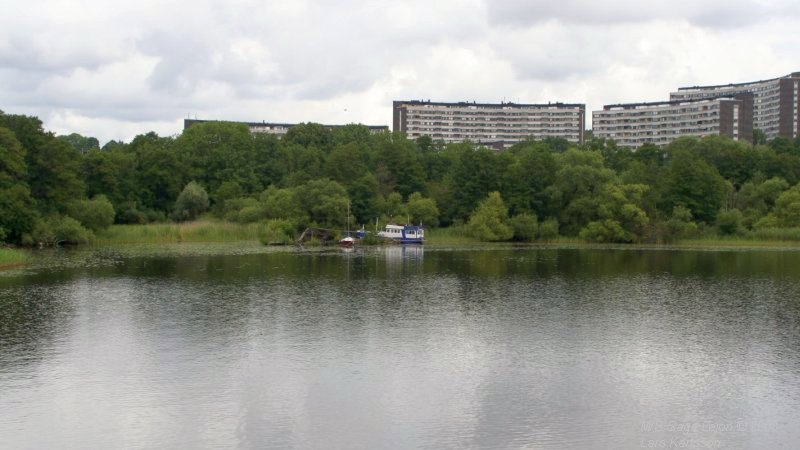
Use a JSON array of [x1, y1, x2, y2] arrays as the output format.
[[3, 109, 800, 246]]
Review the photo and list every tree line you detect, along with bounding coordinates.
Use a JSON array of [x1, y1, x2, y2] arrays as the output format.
[[2, 109, 800, 245]]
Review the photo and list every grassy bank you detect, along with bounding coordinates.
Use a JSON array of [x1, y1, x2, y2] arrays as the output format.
[[425, 226, 478, 245], [0, 248, 30, 270], [672, 228, 800, 248], [424, 226, 583, 246], [94, 221, 267, 244], [90, 220, 800, 249]]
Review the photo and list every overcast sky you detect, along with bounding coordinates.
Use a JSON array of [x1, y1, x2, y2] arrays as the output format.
[[1, 0, 799, 144]]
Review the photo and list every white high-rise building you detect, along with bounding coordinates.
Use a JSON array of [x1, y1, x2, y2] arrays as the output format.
[[670, 72, 800, 140], [592, 94, 753, 149], [393, 100, 585, 149]]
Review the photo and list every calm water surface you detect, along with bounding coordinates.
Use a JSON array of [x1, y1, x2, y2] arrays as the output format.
[[1, 244, 800, 449]]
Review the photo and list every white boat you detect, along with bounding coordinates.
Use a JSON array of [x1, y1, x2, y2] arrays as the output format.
[[357, 223, 425, 244]]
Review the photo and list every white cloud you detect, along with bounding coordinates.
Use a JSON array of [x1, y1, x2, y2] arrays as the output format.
[[0, 0, 798, 144]]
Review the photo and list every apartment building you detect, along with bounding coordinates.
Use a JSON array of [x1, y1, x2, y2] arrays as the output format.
[[393, 100, 586, 149], [183, 119, 389, 136], [592, 94, 753, 149], [670, 72, 800, 139]]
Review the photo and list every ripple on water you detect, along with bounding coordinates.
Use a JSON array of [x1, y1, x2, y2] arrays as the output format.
[[1, 246, 800, 448]]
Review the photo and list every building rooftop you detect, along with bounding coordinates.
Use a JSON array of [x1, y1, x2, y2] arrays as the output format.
[[601, 96, 742, 110], [394, 100, 585, 109], [675, 72, 799, 91], [183, 119, 388, 131]]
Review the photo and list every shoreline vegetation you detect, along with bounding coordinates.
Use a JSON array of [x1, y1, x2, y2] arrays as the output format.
[[0, 248, 30, 270], [90, 221, 800, 248], [5, 221, 800, 273], [5, 111, 800, 254]]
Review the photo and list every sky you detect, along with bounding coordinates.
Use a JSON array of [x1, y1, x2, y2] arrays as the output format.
[[1, 0, 799, 144]]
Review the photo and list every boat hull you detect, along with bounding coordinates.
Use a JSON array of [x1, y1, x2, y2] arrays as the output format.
[[389, 237, 424, 244]]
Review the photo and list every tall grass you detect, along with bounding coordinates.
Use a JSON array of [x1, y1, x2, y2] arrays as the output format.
[[94, 221, 268, 244], [677, 228, 800, 247], [89, 221, 800, 248], [0, 248, 30, 269], [426, 226, 478, 245]]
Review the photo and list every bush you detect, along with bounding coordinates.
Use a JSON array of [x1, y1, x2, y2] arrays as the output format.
[[468, 192, 513, 242], [538, 218, 559, 241], [510, 213, 538, 241], [29, 217, 93, 245], [259, 219, 296, 245], [29, 220, 55, 246], [117, 202, 147, 224], [67, 195, 115, 232], [716, 209, 743, 235], [236, 205, 267, 223], [359, 231, 382, 245], [212, 181, 244, 217], [580, 219, 633, 243], [145, 208, 167, 223], [172, 181, 209, 222], [666, 205, 699, 239], [51, 216, 94, 244], [406, 192, 440, 227]]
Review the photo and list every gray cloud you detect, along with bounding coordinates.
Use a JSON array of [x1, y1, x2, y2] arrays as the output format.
[[0, 0, 798, 144], [485, 0, 792, 28]]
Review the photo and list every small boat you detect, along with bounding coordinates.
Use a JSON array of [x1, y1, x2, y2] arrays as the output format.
[[357, 223, 425, 244], [339, 236, 355, 248], [339, 202, 356, 247]]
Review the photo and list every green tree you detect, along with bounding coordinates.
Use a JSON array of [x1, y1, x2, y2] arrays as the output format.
[[552, 149, 616, 235], [260, 219, 296, 245], [757, 183, 800, 228], [666, 205, 699, 240], [753, 129, 767, 146], [660, 149, 729, 224], [294, 179, 349, 227], [537, 218, 560, 240], [0, 127, 27, 188], [249, 133, 287, 188], [325, 142, 369, 186], [172, 181, 209, 221], [0, 127, 35, 242], [82, 148, 137, 209], [510, 213, 538, 241], [212, 181, 245, 217], [579, 184, 649, 243], [347, 174, 382, 224], [736, 177, 789, 228], [371, 133, 426, 198], [381, 192, 406, 220], [67, 195, 116, 232], [468, 191, 513, 241], [175, 122, 260, 194], [57, 133, 100, 153], [134, 134, 187, 212], [405, 192, 439, 226], [331, 124, 374, 146], [284, 123, 334, 152], [28, 138, 86, 213], [446, 144, 499, 221], [261, 186, 307, 223], [0, 185, 37, 243], [716, 209, 743, 235]]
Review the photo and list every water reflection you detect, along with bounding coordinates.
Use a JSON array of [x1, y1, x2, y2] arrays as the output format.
[[1, 246, 800, 448]]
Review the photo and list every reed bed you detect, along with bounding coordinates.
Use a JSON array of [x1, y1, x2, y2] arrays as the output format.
[[0, 248, 30, 269]]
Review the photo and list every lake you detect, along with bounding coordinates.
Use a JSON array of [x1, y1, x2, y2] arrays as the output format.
[[1, 244, 800, 449]]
